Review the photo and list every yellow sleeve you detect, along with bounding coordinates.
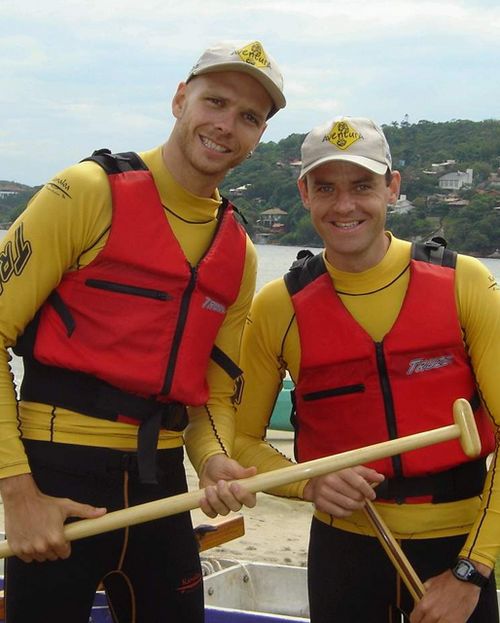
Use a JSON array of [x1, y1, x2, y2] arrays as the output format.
[[456, 255, 500, 568], [184, 236, 258, 473], [232, 278, 307, 499], [0, 162, 113, 478]]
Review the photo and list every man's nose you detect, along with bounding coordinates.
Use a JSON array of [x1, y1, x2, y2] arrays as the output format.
[[214, 110, 237, 134], [334, 191, 355, 213]]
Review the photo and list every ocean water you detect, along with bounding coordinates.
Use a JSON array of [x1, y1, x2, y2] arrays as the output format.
[[255, 243, 500, 291]]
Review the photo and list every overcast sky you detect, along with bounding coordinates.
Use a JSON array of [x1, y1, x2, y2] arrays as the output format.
[[2, 0, 499, 186]]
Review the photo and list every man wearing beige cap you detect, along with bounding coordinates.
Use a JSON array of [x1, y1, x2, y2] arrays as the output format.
[[0, 40, 285, 621], [233, 116, 500, 621]]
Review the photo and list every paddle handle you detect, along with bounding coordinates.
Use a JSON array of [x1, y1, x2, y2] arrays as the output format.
[[0, 398, 480, 559]]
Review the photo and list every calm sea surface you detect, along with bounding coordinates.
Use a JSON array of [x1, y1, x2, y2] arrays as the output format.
[[255, 243, 500, 291], [2, 231, 499, 386]]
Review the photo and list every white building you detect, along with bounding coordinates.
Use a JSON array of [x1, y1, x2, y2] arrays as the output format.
[[0, 190, 19, 199], [389, 194, 416, 214], [438, 169, 473, 190]]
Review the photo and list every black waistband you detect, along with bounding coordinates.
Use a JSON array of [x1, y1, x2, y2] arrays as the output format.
[[22, 439, 183, 478], [376, 458, 487, 504], [20, 358, 188, 484]]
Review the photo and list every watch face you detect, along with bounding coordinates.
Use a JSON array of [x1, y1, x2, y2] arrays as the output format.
[[452, 559, 488, 588], [455, 560, 473, 579]]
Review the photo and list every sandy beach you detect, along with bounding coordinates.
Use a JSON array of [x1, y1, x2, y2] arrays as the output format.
[[0, 432, 312, 569]]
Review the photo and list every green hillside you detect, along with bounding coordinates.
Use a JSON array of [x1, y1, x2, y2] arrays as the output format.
[[3, 119, 500, 255], [0, 182, 40, 226]]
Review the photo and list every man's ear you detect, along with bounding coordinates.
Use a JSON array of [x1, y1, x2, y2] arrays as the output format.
[[297, 177, 311, 211], [172, 82, 188, 119], [387, 170, 401, 205]]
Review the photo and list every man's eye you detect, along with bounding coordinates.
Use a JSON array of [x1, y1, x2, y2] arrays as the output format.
[[244, 113, 259, 125]]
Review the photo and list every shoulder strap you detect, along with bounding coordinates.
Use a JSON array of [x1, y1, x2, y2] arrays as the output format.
[[80, 149, 149, 175], [222, 195, 248, 225], [411, 236, 457, 268], [284, 250, 327, 296]]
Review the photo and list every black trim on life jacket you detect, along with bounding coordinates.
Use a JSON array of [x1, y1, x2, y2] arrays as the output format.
[[211, 345, 243, 380], [20, 358, 187, 428], [284, 251, 326, 296], [47, 291, 76, 337], [411, 236, 457, 268], [81, 148, 150, 173], [376, 457, 487, 503]]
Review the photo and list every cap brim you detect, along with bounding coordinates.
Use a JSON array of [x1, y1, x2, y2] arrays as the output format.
[[189, 62, 286, 116], [299, 154, 389, 179]]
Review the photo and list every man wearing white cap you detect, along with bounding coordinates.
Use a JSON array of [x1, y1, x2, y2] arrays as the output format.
[[0, 40, 285, 621], [233, 116, 500, 621]]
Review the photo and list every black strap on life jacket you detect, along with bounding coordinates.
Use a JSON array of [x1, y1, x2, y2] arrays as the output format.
[[284, 250, 326, 296], [411, 236, 457, 268], [376, 457, 487, 504], [80, 148, 150, 173]]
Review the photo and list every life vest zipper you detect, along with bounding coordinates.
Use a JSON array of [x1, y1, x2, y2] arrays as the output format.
[[375, 341, 403, 484], [162, 265, 198, 395], [161, 200, 229, 396]]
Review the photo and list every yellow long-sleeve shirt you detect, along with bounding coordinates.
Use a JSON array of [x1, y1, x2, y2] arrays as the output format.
[[0, 145, 257, 479], [234, 234, 500, 570]]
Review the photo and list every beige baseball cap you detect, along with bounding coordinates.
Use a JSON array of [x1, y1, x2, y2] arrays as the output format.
[[299, 116, 392, 178], [187, 40, 286, 118]]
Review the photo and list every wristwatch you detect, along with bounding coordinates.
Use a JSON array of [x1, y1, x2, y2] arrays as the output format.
[[451, 559, 489, 588]]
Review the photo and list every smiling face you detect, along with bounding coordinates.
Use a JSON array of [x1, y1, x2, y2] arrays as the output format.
[[163, 71, 272, 197], [298, 161, 401, 272]]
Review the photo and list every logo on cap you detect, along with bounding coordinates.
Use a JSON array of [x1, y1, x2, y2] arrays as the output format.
[[236, 41, 270, 69], [323, 120, 361, 151]]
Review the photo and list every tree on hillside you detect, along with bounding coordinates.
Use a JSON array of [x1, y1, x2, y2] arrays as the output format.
[[444, 195, 500, 254]]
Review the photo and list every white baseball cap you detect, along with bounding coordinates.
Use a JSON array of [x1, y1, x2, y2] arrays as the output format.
[[299, 116, 392, 178], [187, 40, 286, 118]]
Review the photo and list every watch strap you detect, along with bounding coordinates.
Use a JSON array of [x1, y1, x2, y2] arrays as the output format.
[[451, 559, 489, 588]]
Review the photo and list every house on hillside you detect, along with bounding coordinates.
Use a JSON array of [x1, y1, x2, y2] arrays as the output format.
[[438, 169, 473, 191], [228, 183, 251, 197], [389, 194, 416, 214], [442, 195, 470, 208], [257, 207, 287, 229]]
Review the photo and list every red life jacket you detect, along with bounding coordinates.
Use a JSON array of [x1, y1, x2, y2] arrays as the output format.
[[29, 151, 247, 407], [286, 248, 495, 486]]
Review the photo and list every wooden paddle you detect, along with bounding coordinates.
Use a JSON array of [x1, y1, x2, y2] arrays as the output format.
[[0, 398, 480, 559]]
